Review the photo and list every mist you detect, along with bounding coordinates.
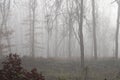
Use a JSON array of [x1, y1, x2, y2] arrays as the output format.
[[1, 0, 120, 80], [1, 0, 117, 58]]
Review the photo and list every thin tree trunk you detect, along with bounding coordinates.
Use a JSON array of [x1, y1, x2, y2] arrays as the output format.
[[68, 17, 72, 59], [29, 0, 32, 56], [66, 0, 73, 59], [47, 31, 50, 58], [55, 0, 58, 57], [31, 0, 36, 58], [115, 3, 120, 59], [92, 0, 97, 60], [79, 0, 85, 69]]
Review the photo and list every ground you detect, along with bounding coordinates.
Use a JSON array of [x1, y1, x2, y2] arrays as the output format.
[[0, 56, 120, 80]]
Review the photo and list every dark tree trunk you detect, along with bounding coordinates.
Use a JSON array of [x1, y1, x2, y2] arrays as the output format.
[[79, 0, 84, 69]]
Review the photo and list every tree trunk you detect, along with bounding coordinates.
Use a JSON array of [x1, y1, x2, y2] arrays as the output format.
[[68, 18, 72, 59], [92, 0, 97, 60], [79, 0, 85, 69], [31, 0, 36, 58], [115, 3, 120, 59], [47, 31, 50, 58], [55, 0, 58, 57]]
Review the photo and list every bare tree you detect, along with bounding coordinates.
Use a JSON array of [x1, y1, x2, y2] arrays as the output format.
[[115, 0, 120, 59], [43, 0, 55, 58], [75, 0, 85, 68], [66, 0, 74, 59], [112, 0, 120, 59], [0, 0, 13, 55], [54, 0, 59, 57], [92, 0, 97, 59], [79, 0, 85, 69], [28, 0, 37, 57], [45, 8, 53, 58]]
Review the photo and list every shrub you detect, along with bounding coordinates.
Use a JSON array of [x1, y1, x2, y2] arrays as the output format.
[[0, 54, 45, 80]]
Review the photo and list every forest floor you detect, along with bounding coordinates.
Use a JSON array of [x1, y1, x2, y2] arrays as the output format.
[[0, 57, 120, 80]]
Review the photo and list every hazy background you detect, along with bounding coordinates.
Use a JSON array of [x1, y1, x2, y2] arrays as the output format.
[[0, 0, 119, 58]]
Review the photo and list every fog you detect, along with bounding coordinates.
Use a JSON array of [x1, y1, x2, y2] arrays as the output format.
[[2, 0, 120, 80], [0, 0, 119, 59]]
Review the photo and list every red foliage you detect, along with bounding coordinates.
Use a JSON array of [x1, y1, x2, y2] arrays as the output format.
[[0, 54, 45, 80]]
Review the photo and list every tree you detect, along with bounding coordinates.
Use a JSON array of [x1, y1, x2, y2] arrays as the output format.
[[92, 0, 97, 59], [54, 0, 60, 57], [115, 0, 120, 59], [79, 0, 85, 69], [30, 0, 36, 57], [66, 0, 74, 59], [45, 14, 51, 58], [44, 9, 53, 58], [73, 0, 85, 68], [26, 0, 43, 58], [24, 0, 44, 57], [74, 0, 85, 68], [44, 0, 56, 58], [0, 0, 13, 55]]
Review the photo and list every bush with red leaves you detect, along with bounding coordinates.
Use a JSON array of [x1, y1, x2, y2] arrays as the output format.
[[0, 54, 45, 80]]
